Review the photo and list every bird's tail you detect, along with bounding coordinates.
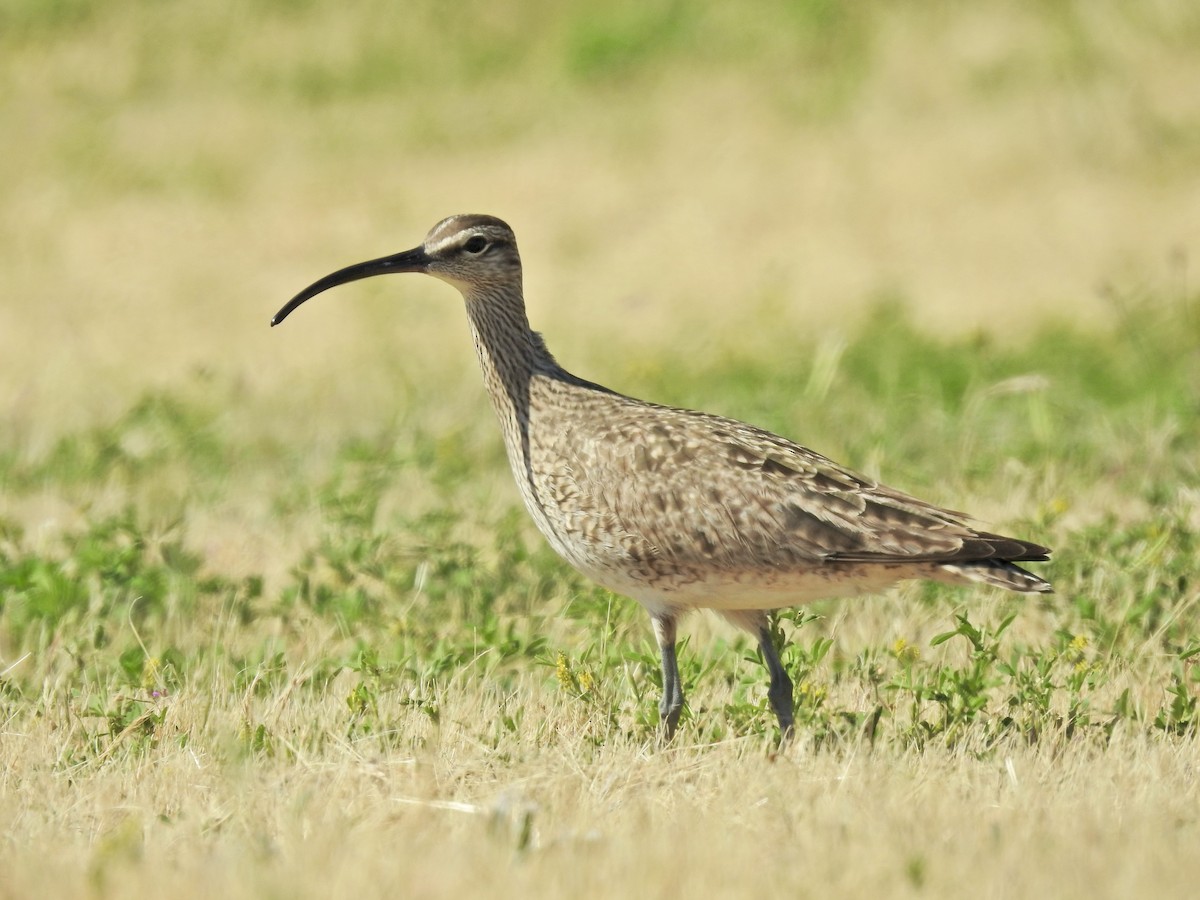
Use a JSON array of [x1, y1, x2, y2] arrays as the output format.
[[937, 560, 1053, 594]]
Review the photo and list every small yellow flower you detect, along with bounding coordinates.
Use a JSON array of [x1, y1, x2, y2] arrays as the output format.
[[1069, 634, 1088, 653], [798, 681, 827, 703], [141, 656, 161, 690], [892, 638, 920, 664], [554, 651, 573, 690], [577, 671, 595, 695]]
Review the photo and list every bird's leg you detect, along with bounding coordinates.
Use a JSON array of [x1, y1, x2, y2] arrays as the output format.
[[757, 621, 795, 738], [652, 613, 684, 738]]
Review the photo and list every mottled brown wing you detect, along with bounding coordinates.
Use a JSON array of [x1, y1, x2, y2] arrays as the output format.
[[563, 401, 1049, 572]]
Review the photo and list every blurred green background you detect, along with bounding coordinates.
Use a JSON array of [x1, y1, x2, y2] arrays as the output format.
[[4, 0, 1198, 432], [2, 0, 1199, 589]]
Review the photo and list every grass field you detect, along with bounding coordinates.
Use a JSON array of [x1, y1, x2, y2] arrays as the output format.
[[3, 2, 1200, 897]]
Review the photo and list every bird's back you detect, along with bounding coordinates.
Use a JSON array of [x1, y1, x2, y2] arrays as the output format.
[[520, 372, 1049, 609]]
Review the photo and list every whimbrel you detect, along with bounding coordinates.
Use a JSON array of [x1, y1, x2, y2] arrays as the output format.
[[272, 214, 1052, 737]]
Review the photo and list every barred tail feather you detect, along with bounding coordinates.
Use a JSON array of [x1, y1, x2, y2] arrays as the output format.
[[937, 560, 1053, 594]]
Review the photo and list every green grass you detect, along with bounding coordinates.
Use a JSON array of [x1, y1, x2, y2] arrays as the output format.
[[3, 299, 1199, 896], [3, 300, 1196, 750]]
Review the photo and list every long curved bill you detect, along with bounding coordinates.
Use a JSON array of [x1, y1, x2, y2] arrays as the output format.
[[270, 246, 431, 326]]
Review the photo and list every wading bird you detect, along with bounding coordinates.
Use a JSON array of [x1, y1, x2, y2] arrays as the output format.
[[272, 214, 1051, 737]]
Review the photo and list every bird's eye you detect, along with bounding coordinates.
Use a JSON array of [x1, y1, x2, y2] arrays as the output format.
[[463, 235, 488, 254]]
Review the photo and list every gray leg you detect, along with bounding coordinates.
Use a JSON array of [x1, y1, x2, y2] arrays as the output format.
[[757, 623, 794, 737], [652, 614, 684, 737]]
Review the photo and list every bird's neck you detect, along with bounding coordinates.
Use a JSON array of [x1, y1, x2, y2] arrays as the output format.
[[464, 282, 567, 438], [462, 284, 555, 407], [462, 285, 570, 538]]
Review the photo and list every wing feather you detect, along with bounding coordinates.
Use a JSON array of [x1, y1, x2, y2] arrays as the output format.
[[558, 402, 1049, 573]]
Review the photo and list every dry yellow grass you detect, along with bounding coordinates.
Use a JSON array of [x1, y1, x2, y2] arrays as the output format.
[[5, 668, 1199, 899]]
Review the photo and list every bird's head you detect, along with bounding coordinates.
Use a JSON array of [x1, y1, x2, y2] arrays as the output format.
[[271, 214, 521, 326]]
